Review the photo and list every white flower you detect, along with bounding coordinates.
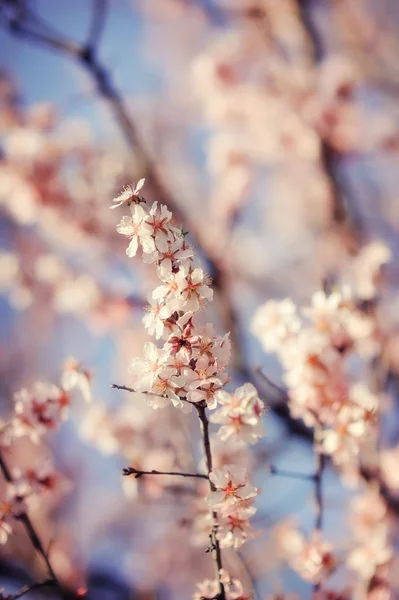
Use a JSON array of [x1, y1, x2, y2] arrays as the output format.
[[146, 201, 174, 252], [211, 383, 265, 444], [110, 178, 145, 209], [175, 267, 213, 311], [142, 295, 173, 339], [207, 465, 257, 508], [12, 382, 69, 443], [216, 505, 257, 549], [129, 342, 167, 392], [251, 299, 301, 352], [61, 357, 91, 403], [116, 204, 155, 257]]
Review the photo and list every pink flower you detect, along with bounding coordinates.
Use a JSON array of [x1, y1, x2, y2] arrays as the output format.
[[207, 465, 257, 508], [12, 382, 69, 443], [0, 489, 26, 545], [216, 505, 257, 549], [251, 299, 300, 352], [61, 357, 92, 403], [210, 383, 264, 444], [116, 204, 155, 257], [109, 178, 145, 209]]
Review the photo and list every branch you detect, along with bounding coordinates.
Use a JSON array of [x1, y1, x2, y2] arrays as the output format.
[[195, 403, 226, 600], [0, 452, 70, 600], [86, 0, 107, 53], [122, 467, 208, 480], [10, 579, 55, 600], [267, 464, 316, 482], [110, 383, 135, 393]]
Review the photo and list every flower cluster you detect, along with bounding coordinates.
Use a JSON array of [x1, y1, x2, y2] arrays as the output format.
[[252, 285, 380, 473], [207, 464, 258, 549], [347, 487, 392, 585], [276, 522, 337, 586], [114, 183, 236, 413], [194, 569, 249, 600], [11, 381, 70, 444], [0, 489, 25, 545], [113, 180, 264, 591]]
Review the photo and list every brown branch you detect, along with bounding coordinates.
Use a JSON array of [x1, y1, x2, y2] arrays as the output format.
[[195, 402, 226, 600], [111, 383, 136, 393], [0, 452, 70, 600], [122, 467, 208, 480]]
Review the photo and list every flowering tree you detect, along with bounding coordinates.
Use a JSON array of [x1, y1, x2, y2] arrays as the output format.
[[0, 1, 399, 599]]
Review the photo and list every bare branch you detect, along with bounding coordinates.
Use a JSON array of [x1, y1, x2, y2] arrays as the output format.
[[111, 383, 136, 393], [122, 467, 208, 480]]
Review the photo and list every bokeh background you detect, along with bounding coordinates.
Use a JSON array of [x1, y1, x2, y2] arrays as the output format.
[[1, 0, 399, 598]]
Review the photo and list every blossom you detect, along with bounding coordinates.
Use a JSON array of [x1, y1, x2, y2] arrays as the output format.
[[142, 295, 174, 339], [116, 203, 155, 257], [207, 465, 257, 509], [145, 201, 174, 252], [175, 267, 213, 311], [61, 357, 92, 403], [12, 382, 69, 443], [210, 383, 264, 444], [0, 489, 25, 545], [129, 342, 167, 392], [216, 505, 257, 549], [251, 299, 301, 352], [193, 571, 249, 599], [276, 524, 336, 585], [11, 462, 59, 497], [110, 179, 145, 209]]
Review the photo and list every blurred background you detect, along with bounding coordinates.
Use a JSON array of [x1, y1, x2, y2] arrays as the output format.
[[1, 0, 399, 598]]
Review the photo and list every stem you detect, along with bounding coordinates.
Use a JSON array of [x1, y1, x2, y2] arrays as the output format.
[[0, 452, 70, 599], [195, 403, 226, 600], [123, 467, 208, 479]]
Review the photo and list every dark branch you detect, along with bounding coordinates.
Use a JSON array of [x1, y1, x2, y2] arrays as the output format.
[[122, 467, 208, 480], [267, 464, 316, 482], [111, 383, 135, 393], [195, 403, 226, 600], [86, 0, 107, 53]]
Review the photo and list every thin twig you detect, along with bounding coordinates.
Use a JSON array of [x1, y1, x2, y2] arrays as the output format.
[[122, 467, 208, 480], [195, 403, 226, 600], [111, 383, 135, 393]]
